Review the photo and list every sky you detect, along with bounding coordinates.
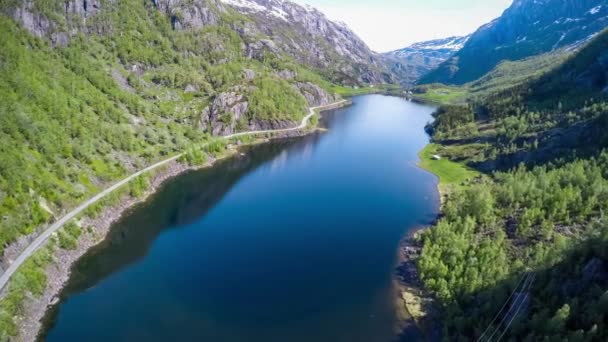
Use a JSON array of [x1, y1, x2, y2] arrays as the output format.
[[294, 0, 513, 52]]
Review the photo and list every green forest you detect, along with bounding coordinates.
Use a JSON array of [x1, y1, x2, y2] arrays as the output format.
[[415, 28, 608, 340], [0, 0, 335, 255]]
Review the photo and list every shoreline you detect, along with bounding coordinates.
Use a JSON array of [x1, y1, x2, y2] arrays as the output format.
[[392, 116, 444, 341], [19, 159, 195, 342], [5, 100, 350, 341], [392, 227, 442, 342], [25, 132, 311, 341]]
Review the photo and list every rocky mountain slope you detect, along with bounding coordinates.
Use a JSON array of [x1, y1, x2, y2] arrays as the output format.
[[383, 36, 468, 86], [420, 0, 608, 85], [219, 0, 394, 85]]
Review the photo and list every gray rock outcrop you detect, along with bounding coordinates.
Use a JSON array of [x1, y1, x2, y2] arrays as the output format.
[[10, 0, 104, 46], [295, 82, 339, 107], [201, 88, 249, 136], [153, 0, 224, 30]]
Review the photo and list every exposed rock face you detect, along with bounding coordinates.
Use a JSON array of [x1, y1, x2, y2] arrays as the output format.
[[12, 2, 53, 39], [65, 0, 102, 18], [10, 0, 101, 46], [382, 36, 469, 86], [219, 0, 394, 86], [152, 0, 223, 30], [421, 0, 608, 85], [7, 0, 392, 88], [243, 69, 256, 80], [295, 82, 339, 107], [200, 81, 336, 136], [201, 88, 250, 136], [245, 39, 281, 59]]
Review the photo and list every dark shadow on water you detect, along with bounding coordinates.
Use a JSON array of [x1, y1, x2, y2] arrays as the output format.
[[40, 135, 321, 338]]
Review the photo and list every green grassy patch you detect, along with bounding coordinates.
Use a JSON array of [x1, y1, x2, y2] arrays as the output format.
[[331, 84, 401, 97], [413, 85, 469, 105], [418, 143, 480, 190]]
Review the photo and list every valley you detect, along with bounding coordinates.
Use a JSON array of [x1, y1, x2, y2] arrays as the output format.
[[1, 0, 608, 341]]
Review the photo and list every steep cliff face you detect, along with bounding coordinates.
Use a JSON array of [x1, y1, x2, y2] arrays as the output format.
[[421, 0, 608, 85], [8, 0, 103, 46], [219, 0, 394, 85], [294, 82, 340, 107], [383, 36, 469, 86], [152, 0, 223, 30]]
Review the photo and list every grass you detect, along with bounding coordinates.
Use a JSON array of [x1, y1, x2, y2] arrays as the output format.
[[413, 85, 469, 105], [331, 84, 402, 97], [418, 143, 480, 191]]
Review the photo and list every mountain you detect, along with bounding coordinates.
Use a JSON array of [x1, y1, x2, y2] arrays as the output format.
[[420, 0, 608, 85], [532, 28, 608, 101], [383, 36, 469, 86], [219, 0, 394, 85]]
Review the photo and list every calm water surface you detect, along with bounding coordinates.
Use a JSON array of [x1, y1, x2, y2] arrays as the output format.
[[43, 95, 439, 341]]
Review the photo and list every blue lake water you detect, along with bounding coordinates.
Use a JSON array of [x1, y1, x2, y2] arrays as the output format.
[[43, 95, 439, 341]]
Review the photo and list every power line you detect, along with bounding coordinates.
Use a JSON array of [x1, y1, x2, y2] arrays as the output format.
[[495, 273, 536, 342], [485, 273, 535, 342], [477, 272, 530, 342]]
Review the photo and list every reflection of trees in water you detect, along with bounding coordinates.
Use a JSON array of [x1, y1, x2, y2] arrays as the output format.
[[54, 135, 320, 300]]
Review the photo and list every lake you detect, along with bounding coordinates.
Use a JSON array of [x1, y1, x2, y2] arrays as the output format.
[[43, 94, 439, 342]]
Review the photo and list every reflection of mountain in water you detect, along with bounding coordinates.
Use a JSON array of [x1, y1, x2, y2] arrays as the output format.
[[55, 136, 322, 298]]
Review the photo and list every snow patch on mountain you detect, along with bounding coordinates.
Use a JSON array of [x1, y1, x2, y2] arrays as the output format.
[[221, 0, 289, 20], [383, 35, 470, 85], [388, 36, 470, 57]]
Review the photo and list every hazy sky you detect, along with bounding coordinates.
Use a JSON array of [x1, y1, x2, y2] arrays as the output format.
[[294, 0, 513, 52]]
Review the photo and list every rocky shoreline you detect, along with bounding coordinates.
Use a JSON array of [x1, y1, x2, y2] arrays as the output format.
[[16, 159, 195, 342], [8, 127, 325, 342], [393, 227, 442, 342]]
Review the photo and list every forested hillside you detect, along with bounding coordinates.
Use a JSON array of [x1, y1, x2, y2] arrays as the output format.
[[415, 27, 608, 340], [0, 0, 346, 258]]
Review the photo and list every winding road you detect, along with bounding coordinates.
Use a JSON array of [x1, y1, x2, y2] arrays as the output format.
[[0, 100, 347, 293]]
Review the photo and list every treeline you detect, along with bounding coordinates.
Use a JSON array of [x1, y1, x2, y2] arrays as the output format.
[[419, 153, 608, 340], [417, 26, 608, 341], [426, 105, 475, 139]]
